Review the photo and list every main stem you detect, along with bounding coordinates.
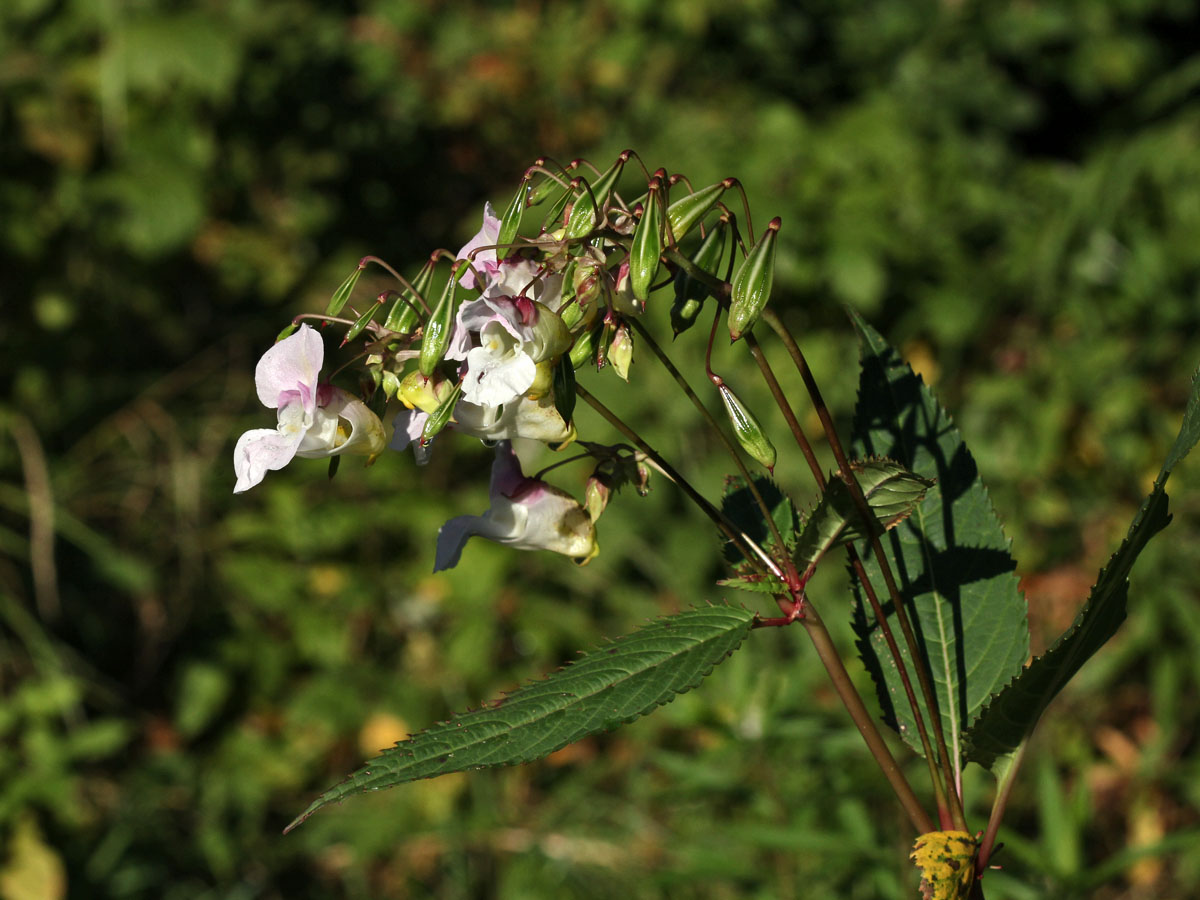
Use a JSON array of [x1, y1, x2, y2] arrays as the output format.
[[800, 599, 933, 834], [745, 329, 952, 827], [763, 308, 967, 831]]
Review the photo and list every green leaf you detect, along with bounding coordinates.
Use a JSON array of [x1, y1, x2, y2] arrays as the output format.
[[965, 368, 1200, 768], [285, 604, 756, 832], [720, 476, 797, 571], [793, 458, 933, 568], [847, 312, 1029, 764]]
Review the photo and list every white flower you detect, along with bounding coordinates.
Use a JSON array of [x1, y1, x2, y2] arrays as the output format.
[[233, 324, 386, 492], [434, 441, 597, 571]]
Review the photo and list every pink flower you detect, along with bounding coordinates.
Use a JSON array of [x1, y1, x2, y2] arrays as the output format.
[[233, 324, 385, 492], [434, 441, 597, 571]]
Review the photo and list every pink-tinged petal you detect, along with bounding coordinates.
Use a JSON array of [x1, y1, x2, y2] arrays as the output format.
[[254, 324, 324, 409], [489, 440, 527, 497], [456, 203, 500, 291], [232, 427, 304, 493]]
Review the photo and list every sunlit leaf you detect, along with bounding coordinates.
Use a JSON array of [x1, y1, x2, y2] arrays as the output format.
[[286, 605, 756, 832]]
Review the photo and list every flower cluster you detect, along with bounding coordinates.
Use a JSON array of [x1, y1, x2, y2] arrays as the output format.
[[234, 155, 776, 571]]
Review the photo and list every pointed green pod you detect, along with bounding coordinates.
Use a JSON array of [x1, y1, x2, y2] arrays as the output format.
[[728, 217, 780, 342], [384, 257, 434, 334], [343, 294, 386, 345], [671, 219, 727, 336], [275, 322, 300, 342], [495, 179, 528, 262], [541, 183, 573, 233], [324, 259, 367, 317], [421, 381, 463, 443], [665, 178, 732, 243], [569, 324, 601, 370], [418, 268, 460, 377], [552, 355, 577, 424], [629, 174, 665, 301], [564, 153, 630, 240], [718, 382, 777, 471]]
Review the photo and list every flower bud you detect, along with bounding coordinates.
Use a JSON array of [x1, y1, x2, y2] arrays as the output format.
[[398, 369, 454, 414], [665, 178, 732, 243], [418, 267, 461, 377], [608, 322, 633, 381], [728, 217, 780, 342], [585, 470, 612, 522], [671, 219, 727, 336], [629, 173, 665, 302], [717, 381, 777, 472]]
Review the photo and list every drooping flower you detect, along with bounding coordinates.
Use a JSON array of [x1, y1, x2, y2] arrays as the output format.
[[434, 441, 597, 571], [233, 324, 386, 492]]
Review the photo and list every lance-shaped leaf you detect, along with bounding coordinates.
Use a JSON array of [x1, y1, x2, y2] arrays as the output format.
[[285, 605, 757, 832], [964, 367, 1200, 769], [793, 459, 933, 568], [720, 475, 798, 571], [847, 311, 1029, 764]]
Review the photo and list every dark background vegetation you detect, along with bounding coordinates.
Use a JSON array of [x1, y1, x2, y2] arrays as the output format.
[[3, 1, 1200, 897]]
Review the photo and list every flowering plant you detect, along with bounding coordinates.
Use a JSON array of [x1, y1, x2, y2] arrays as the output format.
[[235, 153, 1200, 898]]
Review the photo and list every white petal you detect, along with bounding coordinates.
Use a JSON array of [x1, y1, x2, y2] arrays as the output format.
[[233, 427, 304, 493], [462, 345, 536, 407], [254, 324, 324, 409]]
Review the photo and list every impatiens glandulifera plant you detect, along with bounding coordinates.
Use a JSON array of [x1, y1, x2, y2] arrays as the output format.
[[233, 152, 1200, 898]]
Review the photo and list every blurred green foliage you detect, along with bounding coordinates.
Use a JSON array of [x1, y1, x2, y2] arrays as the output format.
[[2, 0, 1200, 897]]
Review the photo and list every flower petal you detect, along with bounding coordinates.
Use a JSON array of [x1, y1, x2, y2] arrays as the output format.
[[255, 324, 324, 409], [233, 427, 304, 493], [456, 203, 500, 291], [462, 342, 537, 407]]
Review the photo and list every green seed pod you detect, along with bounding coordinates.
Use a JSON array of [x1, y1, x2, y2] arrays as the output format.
[[569, 323, 601, 370], [495, 178, 528, 262], [421, 381, 463, 443], [665, 179, 731, 243], [728, 217, 780, 342], [671, 219, 728, 336], [541, 183, 573, 234], [629, 175, 665, 302], [324, 259, 366, 317], [384, 257, 435, 334], [343, 293, 386, 344], [275, 322, 300, 342], [418, 268, 461, 378], [564, 152, 630, 240], [718, 381, 777, 471]]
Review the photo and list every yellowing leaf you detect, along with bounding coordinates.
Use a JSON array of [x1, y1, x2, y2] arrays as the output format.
[[910, 830, 976, 900]]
